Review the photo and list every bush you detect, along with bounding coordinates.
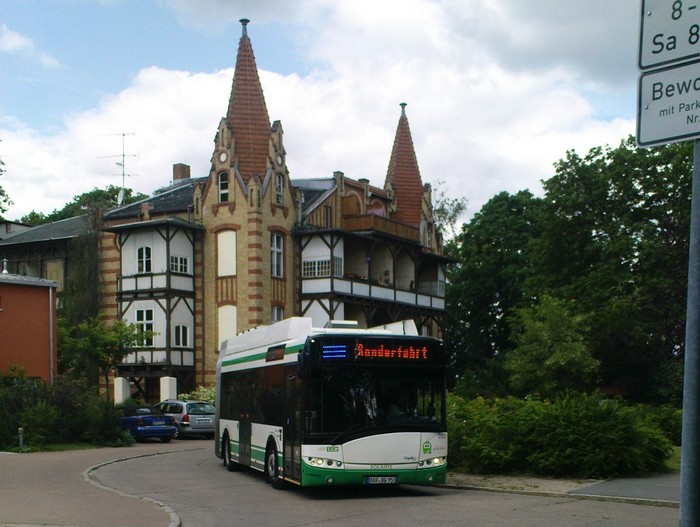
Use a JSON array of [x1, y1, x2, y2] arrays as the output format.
[[21, 400, 60, 446], [179, 385, 215, 404], [447, 391, 673, 479]]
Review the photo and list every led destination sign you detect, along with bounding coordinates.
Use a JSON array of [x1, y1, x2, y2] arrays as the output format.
[[356, 342, 428, 361], [319, 338, 442, 364]]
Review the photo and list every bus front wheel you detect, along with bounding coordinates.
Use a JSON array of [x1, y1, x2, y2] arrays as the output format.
[[222, 435, 239, 472], [265, 444, 285, 489]]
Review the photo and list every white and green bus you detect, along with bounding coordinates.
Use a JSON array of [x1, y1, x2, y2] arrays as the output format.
[[214, 317, 448, 489]]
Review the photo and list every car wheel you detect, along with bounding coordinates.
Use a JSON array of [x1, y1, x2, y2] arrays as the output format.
[[161, 436, 172, 443], [173, 425, 181, 439], [266, 443, 286, 489]]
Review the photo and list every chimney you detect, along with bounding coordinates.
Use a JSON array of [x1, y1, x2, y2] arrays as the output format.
[[173, 163, 191, 182], [140, 202, 151, 221]]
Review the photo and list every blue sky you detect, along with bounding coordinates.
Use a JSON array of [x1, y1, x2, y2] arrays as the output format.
[[1, 1, 639, 222]]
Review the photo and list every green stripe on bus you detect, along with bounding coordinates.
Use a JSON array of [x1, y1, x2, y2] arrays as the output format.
[[222, 343, 304, 368]]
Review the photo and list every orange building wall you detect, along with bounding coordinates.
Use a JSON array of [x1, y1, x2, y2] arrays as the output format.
[[0, 281, 57, 383]]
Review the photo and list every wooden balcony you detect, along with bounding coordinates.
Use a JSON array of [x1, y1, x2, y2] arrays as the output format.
[[341, 214, 419, 242]]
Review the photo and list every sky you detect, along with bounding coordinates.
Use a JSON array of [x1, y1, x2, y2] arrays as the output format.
[[0, 0, 639, 224]]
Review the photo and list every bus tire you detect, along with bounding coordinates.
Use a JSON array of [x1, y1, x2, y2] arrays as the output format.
[[266, 443, 286, 489], [222, 434, 239, 472]]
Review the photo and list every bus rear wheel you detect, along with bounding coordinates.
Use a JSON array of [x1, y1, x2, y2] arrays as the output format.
[[266, 444, 286, 489]]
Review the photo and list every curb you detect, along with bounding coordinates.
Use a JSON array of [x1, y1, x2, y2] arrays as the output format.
[[439, 482, 680, 509], [82, 447, 206, 527]]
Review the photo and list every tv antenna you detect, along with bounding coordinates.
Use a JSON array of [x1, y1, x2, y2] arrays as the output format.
[[97, 132, 138, 205]]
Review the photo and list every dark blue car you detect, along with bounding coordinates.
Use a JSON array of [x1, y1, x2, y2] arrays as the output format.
[[120, 407, 177, 442]]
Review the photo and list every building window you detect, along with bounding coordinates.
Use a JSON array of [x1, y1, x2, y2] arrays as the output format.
[[271, 233, 283, 278], [135, 309, 154, 347], [275, 173, 284, 205], [324, 205, 332, 228], [174, 324, 189, 348], [302, 257, 343, 278], [219, 172, 229, 202], [170, 256, 189, 274], [137, 246, 152, 273], [272, 306, 284, 323]]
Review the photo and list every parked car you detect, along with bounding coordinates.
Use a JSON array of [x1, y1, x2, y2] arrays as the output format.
[[153, 399, 215, 439], [120, 407, 177, 443]]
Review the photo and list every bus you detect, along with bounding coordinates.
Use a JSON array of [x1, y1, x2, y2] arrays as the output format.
[[214, 317, 448, 489]]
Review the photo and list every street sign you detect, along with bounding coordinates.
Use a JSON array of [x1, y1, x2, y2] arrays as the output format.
[[640, 0, 700, 70], [637, 58, 700, 146]]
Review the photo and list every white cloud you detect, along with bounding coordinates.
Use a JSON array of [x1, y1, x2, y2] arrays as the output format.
[[0, 0, 638, 222], [0, 23, 60, 68]]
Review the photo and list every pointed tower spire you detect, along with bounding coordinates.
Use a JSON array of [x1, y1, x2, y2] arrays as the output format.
[[227, 18, 272, 182], [385, 102, 424, 226]]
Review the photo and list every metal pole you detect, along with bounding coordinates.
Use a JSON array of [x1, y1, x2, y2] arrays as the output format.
[[680, 139, 700, 526]]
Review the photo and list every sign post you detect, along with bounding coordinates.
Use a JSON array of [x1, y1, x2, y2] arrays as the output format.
[[637, 2, 700, 525]]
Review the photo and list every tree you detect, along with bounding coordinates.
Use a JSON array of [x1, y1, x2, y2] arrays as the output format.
[[70, 317, 149, 401], [0, 144, 12, 216], [530, 137, 690, 402], [446, 190, 542, 396], [20, 185, 147, 225], [431, 179, 468, 245], [505, 295, 599, 398]]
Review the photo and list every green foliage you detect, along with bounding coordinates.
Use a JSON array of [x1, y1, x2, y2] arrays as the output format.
[[20, 400, 60, 446], [0, 147, 11, 215], [445, 190, 542, 396], [179, 385, 216, 404], [431, 179, 468, 243], [505, 295, 599, 398], [19, 185, 148, 225], [0, 372, 128, 449], [65, 316, 149, 401], [447, 137, 690, 404], [447, 392, 673, 479]]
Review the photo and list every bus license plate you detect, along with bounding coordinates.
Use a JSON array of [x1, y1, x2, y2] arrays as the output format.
[[365, 476, 397, 485]]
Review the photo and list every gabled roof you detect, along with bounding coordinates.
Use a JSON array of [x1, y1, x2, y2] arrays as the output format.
[[292, 178, 336, 216], [0, 215, 90, 246], [103, 177, 206, 220], [227, 19, 272, 183], [103, 216, 204, 233], [0, 273, 57, 288], [385, 103, 424, 227]]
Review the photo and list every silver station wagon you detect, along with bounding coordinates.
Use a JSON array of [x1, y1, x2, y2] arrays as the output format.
[[153, 399, 216, 439]]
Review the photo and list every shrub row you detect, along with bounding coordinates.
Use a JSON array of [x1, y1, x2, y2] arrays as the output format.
[[447, 391, 674, 479], [0, 372, 132, 450]]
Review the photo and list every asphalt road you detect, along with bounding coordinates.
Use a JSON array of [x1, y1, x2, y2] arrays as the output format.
[[0, 440, 681, 527]]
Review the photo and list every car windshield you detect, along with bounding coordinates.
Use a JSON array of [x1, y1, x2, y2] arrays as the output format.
[[188, 403, 215, 415]]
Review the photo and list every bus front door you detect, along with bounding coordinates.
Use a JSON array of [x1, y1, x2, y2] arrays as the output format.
[[284, 368, 301, 481], [239, 416, 251, 467]]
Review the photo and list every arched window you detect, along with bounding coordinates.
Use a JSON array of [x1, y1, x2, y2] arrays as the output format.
[[174, 325, 189, 348]]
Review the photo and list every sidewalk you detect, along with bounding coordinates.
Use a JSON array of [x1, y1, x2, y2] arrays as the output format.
[[445, 471, 680, 508]]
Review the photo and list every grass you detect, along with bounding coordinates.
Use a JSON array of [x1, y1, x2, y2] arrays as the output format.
[[666, 446, 681, 472]]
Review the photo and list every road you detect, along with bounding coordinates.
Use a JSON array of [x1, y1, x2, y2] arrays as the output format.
[[88, 441, 678, 527]]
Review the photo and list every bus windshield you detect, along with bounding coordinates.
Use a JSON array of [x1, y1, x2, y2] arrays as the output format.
[[304, 365, 445, 443]]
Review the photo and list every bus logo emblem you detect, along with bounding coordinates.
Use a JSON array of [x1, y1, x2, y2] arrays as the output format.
[[422, 441, 432, 454]]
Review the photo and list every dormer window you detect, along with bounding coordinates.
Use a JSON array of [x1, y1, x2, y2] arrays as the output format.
[[219, 172, 229, 202]]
